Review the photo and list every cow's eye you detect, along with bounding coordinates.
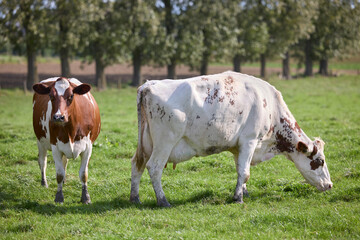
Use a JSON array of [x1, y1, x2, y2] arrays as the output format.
[[67, 94, 74, 104]]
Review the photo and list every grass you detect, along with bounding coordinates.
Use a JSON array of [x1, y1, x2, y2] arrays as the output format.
[[0, 75, 359, 239]]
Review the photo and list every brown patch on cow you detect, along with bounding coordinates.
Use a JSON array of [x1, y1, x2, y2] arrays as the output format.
[[268, 125, 275, 135], [156, 104, 166, 120], [218, 96, 225, 102], [308, 145, 318, 160], [201, 77, 209, 81], [57, 174, 64, 184], [310, 158, 324, 170], [205, 88, 220, 104], [229, 99, 235, 105], [263, 99, 267, 108], [239, 111, 243, 115], [81, 171, 88, 183], [296, 141, 308, 153], [280, 117, 302, 135], [275, 132, 294, 153]]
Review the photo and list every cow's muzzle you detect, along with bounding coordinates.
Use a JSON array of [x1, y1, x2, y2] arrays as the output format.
[[53, 114, 66, 123], [317, 182, 333, 191]]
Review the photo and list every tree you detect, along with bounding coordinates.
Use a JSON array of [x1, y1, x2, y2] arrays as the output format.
[[0, 0, 51, 90], [313, 0, 360, 76], [80, 0, 125, 90], [114, 0, 159, 86], [185, 0, 237, 75], [231, 1, 268, 73], [52, 0, 85, 78]]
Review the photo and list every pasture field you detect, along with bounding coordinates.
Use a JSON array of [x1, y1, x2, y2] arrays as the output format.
[[0, 75, 359, 239]]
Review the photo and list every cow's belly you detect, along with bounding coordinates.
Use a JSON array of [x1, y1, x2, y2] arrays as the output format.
[[54, 135, 91, 159]]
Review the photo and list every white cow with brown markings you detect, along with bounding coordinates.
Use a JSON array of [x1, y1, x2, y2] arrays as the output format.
[[33, 77, 101, 204], [130, 71, 332, 207]]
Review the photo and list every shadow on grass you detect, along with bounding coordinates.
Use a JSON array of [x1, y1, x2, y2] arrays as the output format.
[[3, 184, 355, 215]]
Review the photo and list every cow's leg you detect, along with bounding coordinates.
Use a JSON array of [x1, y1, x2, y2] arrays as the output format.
[[52, 148, 65, 203], [233, 153, 249, 198], [130, 154, 146, 204], [146, 146, 174, 207], [37, 141, 48, 187], [233, 139, 258, 203], [62, 155, 68, 184], [79, 145, 92, 204]]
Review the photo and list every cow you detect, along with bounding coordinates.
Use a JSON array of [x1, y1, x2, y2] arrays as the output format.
[[32, 77, 101, 204], [130, 71, 332, 207]]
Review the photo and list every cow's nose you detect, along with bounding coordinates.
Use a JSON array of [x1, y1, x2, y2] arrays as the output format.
[[53, 114, 65, 122], [328, 183, 333, 189]]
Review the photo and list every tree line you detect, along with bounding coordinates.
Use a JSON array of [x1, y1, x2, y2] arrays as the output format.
[[1, 0, 359, 90]]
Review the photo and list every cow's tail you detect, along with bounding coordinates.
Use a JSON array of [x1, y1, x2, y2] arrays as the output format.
[[132, 85, 149, 171]]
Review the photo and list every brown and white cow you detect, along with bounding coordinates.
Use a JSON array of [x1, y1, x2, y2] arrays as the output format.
[[33, 77, 101, 204], [130, 71, 332, 207]]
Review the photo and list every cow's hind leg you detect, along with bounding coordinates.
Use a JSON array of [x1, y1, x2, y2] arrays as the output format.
[[233, 139, 258, 203], [79, 145, 92, 204], [130, 153, 146, 204], [146, 146, 174, 207], [37, 141, 48, 187]]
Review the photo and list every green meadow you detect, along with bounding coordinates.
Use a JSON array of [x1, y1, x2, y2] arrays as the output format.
[[0, 75, 359, 239]]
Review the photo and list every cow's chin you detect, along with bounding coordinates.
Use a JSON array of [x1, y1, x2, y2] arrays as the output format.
[[51, 119, 69, 126]]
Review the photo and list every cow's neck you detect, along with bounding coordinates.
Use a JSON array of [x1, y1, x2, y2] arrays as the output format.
[[272, 108, 312, 156]]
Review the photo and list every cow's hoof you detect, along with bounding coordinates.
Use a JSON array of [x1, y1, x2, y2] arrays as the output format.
[[243, 188, 249, 198], [233, 195, 244, 204], [130, 195, 142, 204], [81, 186, 91, 204], [41, 179, 48, 188], [157, 197, 171, 208], [234, 199, 244, 204], [55, 190, 64, 203]]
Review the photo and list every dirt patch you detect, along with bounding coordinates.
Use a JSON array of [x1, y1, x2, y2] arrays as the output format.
[[0, 60, 357, 88]]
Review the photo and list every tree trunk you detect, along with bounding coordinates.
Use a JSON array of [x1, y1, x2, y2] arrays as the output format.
[[319, 58, 328, 76], [27, 49, 39, 91], [260, 53, 266, 78], [200, 48, 210, 75], [60, 47, 71, 78], [167, 60, 176, 79], [131, 48, 142, 87], [282, 51, 291, 80], [95, 58, 106, 90], [233, 54, 241, 73], [304, 40, 313, 76]]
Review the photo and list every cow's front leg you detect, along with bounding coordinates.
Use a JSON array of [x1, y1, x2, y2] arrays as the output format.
[[79, 145, 92, 204], [146, 147, 173, 207], [233, 139, 258, 203], [37, 141, 48, 187], [62, 155, 68, 184], [52, 148, 65, 203]]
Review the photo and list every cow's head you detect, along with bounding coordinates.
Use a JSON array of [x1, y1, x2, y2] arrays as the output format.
[[33, 78, 91, 124], [291, 138, 332, 191]]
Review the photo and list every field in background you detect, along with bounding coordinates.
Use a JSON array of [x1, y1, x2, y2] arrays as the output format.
[[0, 55, 359, 89], [0, 75, 359, 239]]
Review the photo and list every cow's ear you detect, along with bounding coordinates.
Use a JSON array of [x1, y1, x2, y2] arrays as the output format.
[[296, 141, 308, 153], [33, 83, 50, 95], [73, 84, 91, 95]]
